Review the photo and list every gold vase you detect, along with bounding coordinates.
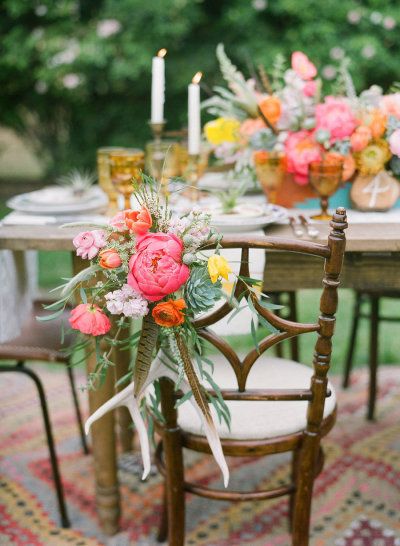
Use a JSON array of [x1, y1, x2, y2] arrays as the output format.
[[109, 149, 145, 210], [97, 147, 125, 215], [308, 158, 343, 221], [254, 151, 286, 204]]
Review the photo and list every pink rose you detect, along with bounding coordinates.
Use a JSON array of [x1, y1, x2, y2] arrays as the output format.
[[291, 51, 317, 81], [380, 93, 400, 119], [73, 230, 106, 260], [389, 129, 400, 157], [315, 97, 356, 142], [285, 130, 322, 185], [69, 304, 111, 336], [303, 80, 317, 97], [128, 233, 190, 302]]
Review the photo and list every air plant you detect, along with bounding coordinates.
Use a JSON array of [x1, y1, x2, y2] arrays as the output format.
[[57, 169, 97, 196]]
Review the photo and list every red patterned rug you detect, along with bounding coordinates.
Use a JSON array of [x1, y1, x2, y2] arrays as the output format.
[[1, 364, 399, 546]]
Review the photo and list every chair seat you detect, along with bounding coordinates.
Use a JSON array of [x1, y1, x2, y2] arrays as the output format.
[[0, 301, 72, 362], [177, 357, 336, 441]]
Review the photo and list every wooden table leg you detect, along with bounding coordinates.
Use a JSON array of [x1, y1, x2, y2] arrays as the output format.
[[73, 254, 120, 535], [114, 325, 134, 453]]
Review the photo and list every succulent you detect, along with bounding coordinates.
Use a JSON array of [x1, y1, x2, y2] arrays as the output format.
[[185, 266, 223, 314]]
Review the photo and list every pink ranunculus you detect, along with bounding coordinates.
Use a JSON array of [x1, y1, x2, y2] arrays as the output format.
[[285, 130, 322, 185], [303, 80, 317, 97], [291, 51, 317, 81], [73, 230, 106, 260], [128, 232, 190, 302], [315, 96, 357, 142], [69, 304, 111, 336], [109, 211, 128, 232], [380, 93, 400, 119], [389, 128, 400, 157], [239, 118, 266, 139]]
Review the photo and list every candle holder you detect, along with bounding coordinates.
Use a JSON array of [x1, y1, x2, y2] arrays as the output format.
[[149, 120, 166, 145], [184, 153, 201, 202]]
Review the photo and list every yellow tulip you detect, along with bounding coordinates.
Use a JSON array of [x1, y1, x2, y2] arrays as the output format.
[[207, 255, 232, 284], [204, 117, 241, 146]]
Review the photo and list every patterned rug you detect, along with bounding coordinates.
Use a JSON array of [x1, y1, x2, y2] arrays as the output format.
[[1, 364, 399, 546]]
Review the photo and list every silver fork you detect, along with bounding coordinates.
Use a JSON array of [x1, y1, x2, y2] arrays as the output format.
[[299, 214, 319, 239], [289, 216, 304, 237]]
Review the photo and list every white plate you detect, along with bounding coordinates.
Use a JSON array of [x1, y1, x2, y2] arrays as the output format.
[[210, 204, 287, 232], [7, 186, 108, 215]]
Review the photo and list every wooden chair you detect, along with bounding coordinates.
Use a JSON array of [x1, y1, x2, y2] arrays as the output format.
[[343, 290, 400, 420], [0, 301, 89, 528], [153, 207, 347, 546]]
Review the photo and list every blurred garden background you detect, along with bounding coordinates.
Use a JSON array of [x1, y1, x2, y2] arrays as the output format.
[[1, 0, 400, 369]]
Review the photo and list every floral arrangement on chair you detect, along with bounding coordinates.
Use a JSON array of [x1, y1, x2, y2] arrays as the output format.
[[43, 175, 273, 485], [203, 45, 400, 201]]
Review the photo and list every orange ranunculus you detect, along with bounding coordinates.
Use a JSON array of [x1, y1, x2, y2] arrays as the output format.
[[258, 96, 281, 126], [125, 206, 152, 235], [325, 152, 356, 182], [99, 248, 122, 269], [369, 109, 387, 139], [152, 299, 186, 327]]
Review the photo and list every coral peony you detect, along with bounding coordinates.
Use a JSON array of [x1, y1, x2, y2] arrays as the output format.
[[315, 97, 356, 142], [258, 96, 281, 125], [73, 230, 106, 260], [380, 93, 400, 119], [99, 248, 122, 269], [207, 255, 232, 284], [350, 126, 372, 152], [303, 80, 318, 97], [128, 233, 190, 302], [389, 129, 400, 157], [285, 130, 322, 185], [125, 207, 152, 235], [152, 299, 186, 327], [69, 304, 111, 336], [291, 51, 317, 80]]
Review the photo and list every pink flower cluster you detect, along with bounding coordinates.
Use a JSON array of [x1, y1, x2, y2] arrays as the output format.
[[315, 97, 356, 142], [105, 285, 149, 318]]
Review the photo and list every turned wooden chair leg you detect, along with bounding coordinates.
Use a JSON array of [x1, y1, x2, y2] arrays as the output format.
[[288, 291, 299, 362], [289, 449, 300, 532], [160, 378, 185, 546], [343, 291, 362, 389], [367, 295, 380, 421]]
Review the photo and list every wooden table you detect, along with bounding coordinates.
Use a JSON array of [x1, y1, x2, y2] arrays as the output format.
[[1, 217, 400, 534]]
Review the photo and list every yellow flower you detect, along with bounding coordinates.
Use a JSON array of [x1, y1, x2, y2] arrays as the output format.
[[355, 139, 391, 176], [207, 254, 232, 284], [204, 117, 241, 146]]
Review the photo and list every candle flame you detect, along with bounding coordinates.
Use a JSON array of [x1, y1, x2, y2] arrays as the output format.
[[157, 48, 167, 58], [192, 71, 202, 84]]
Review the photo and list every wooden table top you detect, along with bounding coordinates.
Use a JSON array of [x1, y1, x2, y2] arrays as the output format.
[[0, 220, 399, 253]]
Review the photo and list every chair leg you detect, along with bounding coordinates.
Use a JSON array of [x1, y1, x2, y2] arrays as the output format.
[[65, 364, 89, 455], [288, 292, 299, 361], [289, 449, 300, 532], [1, 364, 70, 528], [343, 291, 362, 389], [367, 295, 380, 421]]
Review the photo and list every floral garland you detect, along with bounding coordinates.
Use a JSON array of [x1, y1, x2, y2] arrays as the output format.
[[42, 175, 271, 485]]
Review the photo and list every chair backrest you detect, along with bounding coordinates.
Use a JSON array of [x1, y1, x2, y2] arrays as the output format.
[[196, 207, 347, 424]]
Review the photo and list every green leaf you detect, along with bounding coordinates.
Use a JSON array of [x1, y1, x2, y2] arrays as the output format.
[[36, 308, 64, 322], [175, 390, 193, 407], [80, 287, 87, 304], [250, 318, 260, 354]]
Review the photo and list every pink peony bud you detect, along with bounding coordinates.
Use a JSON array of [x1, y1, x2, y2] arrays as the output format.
[[69, 304, 111, 336]]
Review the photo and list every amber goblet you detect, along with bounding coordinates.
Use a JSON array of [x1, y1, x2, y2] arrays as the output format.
[[109, 149, 145, 210], [254, 151, 286, 204], [308, 158, 343, 221]]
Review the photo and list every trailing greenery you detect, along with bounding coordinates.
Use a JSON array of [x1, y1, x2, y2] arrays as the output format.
[[1, 0, 399, 176]]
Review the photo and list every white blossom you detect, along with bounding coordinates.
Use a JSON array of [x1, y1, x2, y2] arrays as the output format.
[[62, 73, 82, 89], [370, 11, 383, 25], [361, 45, 376, 59], [347, 10, 361, 24], [383, 16, 396, 30], [330, 47, 345, 61], [35, 81, 48, 94], [252, 0, 267, 11], [97, 19, 122, 38], [105, 284, 148, 319], [35, 5, 47, 16], [322, 65, 337, 80]]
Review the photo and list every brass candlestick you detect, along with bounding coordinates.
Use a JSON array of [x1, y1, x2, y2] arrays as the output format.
[[149, 120, 166, 145], [185, 153, 200, 202], [148, 120, 167, 195]]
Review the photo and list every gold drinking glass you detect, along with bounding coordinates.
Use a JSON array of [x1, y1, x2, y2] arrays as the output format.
[[109, 149, 145, 210], [97, 147, 125, 215], [254, 151, 286, 204], [308, 158, 343, 221]]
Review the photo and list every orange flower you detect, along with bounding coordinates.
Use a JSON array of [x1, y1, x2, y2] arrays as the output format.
[[258, 96, 281, 126], [99, 248, 122, 269], [253, 150, 270, 165], [369, 109, 387, 139], [125, 206, 152, 235], [325, 152, 356, 182], [152, 299, 186, 327]]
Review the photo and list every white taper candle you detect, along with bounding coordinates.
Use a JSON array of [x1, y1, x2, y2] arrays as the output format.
[[188, 72, 202, 155], [151, 48, 166, 123]]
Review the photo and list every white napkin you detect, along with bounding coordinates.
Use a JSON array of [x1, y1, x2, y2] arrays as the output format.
[[1, 212, 107, 226]]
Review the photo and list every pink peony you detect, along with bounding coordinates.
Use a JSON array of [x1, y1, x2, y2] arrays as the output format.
[[389, 129, 400, 157], [315, 97, 356, 142], [73, 230, 106, 260], [291, 51, 317, 81], [128, 232, 190, 302], [69, 304, 111, 336], [303, 80, 317, 97], [380, 93, 400, 119], [285, 130, 322, 185]]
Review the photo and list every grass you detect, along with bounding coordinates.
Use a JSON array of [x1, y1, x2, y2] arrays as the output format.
[[37, 251, 400, 376]]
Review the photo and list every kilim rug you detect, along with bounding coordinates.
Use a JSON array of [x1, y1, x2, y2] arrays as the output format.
[[0, 364, 399, 546]]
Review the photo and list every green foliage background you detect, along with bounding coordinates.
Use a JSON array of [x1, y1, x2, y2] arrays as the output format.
[[1, 0, 399, 176]]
